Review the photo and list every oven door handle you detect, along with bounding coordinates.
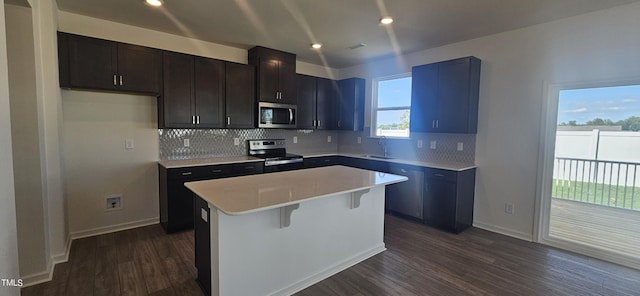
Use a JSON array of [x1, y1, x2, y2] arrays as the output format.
[[289, 108, 294, 124]]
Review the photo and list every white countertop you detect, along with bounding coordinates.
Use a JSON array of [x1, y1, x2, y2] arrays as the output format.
[[158, 156, 261, 168], [160, 152, 476, 171], [184, 165, 407, 215]]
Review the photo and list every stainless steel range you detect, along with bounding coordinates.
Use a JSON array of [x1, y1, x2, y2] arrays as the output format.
[[247, 139, 303, 172]]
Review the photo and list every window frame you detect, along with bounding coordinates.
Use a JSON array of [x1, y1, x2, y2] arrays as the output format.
[[371, 73, 412, 138]]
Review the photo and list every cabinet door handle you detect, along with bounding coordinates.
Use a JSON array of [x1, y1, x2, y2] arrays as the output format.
[[196, 116, 200, 125], [120, 75, 123, 86], [192, 116, 196, 125], [245, 166, 255, 170], [313, 120, 316, 127], [317, 120, 321, 127], [113, 75, 117, 86], [211, 169, 222, 173], [432, 120, 435, 129], [227, 117, 231, 125], [436, 120, 439, 128], [181, 172, 193, 176], [434, 173, 445, 177], [337, 120, 341, 128]]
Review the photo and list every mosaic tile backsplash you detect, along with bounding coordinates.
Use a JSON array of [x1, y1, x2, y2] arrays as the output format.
[[338, 128, 476, 164], [160, 127, 475, 165], [159, 129, 338, 160]]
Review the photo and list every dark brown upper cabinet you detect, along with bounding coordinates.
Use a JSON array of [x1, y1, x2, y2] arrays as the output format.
[[296, 74, 338, 130], [160, 51, 225, 129], [336, 78, 366, 131], [225, 62, 256, 128], [58, 32, 160, 94], [410, 56, 481, 133], [248, 46, 296, 104]]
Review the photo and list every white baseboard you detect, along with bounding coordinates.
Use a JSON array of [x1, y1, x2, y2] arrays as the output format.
[[20, 217, 159, 287], [473, 220, 533, 241], [69, 217, 159, 240]]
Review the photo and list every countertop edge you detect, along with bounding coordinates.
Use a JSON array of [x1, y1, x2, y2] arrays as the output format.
[[191, 176, 408, 216], [159, 153, 476, 171]]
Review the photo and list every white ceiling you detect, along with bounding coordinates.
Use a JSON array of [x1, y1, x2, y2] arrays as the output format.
[[54, 0, 640, 68]]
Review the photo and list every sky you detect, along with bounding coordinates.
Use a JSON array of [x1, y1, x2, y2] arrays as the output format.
[[557, 85, 640, 124], [376, 76, 412, 126]]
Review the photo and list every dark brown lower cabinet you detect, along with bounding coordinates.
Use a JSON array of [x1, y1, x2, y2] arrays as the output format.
[[423, 168, 476, 233], [159, 162, 264, 234]]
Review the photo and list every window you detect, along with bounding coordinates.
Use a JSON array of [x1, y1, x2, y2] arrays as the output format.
[[372, 74, 412, 137]]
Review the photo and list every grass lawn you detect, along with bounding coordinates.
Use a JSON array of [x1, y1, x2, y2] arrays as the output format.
[[552, 179, 640, 211]]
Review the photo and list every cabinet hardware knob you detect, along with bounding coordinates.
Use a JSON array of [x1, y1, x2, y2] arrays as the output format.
[[192, 116, 195, 125], [227, 117, 231, 125], [245, 166, 254, 169], [434, 173, 445, 177], [113, 75, 117, 86], [119, 75, 123, 86], [196, 116, 200, 125], [317, 120, 321, 127], [211, 169, 222, 173], [181, 172, 193, 176]]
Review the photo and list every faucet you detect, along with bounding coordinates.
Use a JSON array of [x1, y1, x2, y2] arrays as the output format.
[[378, 136, 388, 157]]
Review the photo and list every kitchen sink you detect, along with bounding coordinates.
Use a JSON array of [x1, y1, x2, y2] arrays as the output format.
[[361, 154, 395, 160]]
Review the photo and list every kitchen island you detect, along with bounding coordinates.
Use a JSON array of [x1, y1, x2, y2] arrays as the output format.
[[185, 165, 407, 296]]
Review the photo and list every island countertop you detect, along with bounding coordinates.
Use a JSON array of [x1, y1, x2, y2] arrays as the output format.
[[184, 165, 407, 216]]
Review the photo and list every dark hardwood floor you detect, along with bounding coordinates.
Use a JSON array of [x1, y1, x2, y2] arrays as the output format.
[[22, 215, 640, 296]]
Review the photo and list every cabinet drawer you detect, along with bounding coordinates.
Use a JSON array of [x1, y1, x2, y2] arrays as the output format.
[[168, 167, 206, 180], [425, 169, 457, 182], [200, 164, 233, 179], [232, 162, 264, 176]]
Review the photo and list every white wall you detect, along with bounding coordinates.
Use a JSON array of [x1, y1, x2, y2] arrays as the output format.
[[6, 3, 48, 279], [29, 0, 68, 283], [339, 2, 640, 240], [63, 91, 160, 236], [0, 3, 21, 296]]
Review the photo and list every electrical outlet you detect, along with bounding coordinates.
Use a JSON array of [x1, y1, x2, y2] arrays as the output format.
[[125, 138, 134, 150], [105, 194, 123, 211], [293, 136, 298, 144], [234, 138, 240, 146], [417, 140, 423, 148], [457, 142, 464, 151], [183, 139, 190, 147], [357, 137, 362, 144], [430, 140, 437, 149], [505, 203, 514, 214], [327, 136, 332, 143]]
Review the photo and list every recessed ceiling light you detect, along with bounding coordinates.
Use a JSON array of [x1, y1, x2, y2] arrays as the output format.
[[311, 43, 322, 49], [146, 0, 163, 7], [380, 17, 394, 25]]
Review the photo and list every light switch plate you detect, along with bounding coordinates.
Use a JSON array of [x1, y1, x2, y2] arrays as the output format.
[[184, 139, 190, 147], [234, 138, 240, 146], [293, 136, 298, 144], [430, 140, 437, 149], [457, 142, 464, 151], [125, 138, 134, 150], [417, 140, 423, 148]]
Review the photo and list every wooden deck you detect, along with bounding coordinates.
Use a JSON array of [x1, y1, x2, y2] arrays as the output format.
[[550, 198, 640, 259]]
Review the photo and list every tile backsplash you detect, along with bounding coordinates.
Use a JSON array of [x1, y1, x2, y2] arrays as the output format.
[[159, 129, 338, 160], [160, 127, 475, 164], [338, 128, 475, 164]]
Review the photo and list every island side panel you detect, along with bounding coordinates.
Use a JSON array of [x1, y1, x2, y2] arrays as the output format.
[[210, 186, 386, 296]]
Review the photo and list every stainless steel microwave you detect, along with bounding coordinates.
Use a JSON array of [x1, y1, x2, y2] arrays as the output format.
[[258, 102, 297, 128]]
